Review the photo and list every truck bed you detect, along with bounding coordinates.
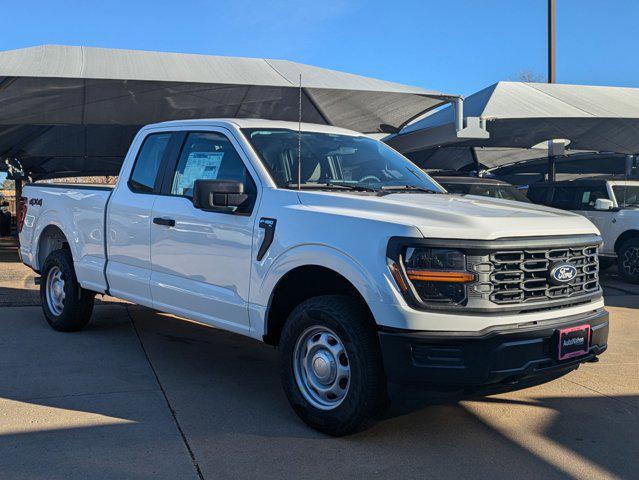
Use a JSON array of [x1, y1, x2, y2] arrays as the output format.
[[19, 183, 113, 293]]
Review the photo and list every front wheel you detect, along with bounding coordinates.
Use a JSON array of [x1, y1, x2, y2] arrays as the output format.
[[40, 249, 95, 331], [618, 237, 639, 284], [280, 295, 388, 436]]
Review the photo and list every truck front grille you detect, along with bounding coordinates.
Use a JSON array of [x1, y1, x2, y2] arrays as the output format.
[[475, 245, 600, 305]]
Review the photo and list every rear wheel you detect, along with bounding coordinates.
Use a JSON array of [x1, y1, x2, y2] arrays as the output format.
[[40, 249, 95, 331], [280, 295, 388, 436], [618, 237, 639, 284]]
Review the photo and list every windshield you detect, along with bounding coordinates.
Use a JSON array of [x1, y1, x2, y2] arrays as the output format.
[[442, 182, 530, 203], [613, 185, 639, 207], [241, 128, 443, 193]]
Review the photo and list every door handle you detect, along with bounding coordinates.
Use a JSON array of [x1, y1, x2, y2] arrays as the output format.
[[153, 217, 176, 227]]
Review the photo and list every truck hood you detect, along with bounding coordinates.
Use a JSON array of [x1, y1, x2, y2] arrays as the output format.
[[296, 192, 600, 240]]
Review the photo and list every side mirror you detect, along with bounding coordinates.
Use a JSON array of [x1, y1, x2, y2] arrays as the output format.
[[192, 179, 249, 211], [594, 198, 614, 211]]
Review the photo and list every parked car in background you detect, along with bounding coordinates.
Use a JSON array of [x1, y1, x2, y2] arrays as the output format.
[[432, 174, 530, 203], [527, 176, 639, 283], [18, 119, 608, 435]]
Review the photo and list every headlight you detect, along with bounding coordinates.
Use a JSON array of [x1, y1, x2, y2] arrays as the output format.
[[388, 246, 475, 306], [405, 247, 465, 271]]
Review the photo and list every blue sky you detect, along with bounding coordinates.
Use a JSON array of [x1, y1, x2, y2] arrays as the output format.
[[2, 0, 638, 96], [4, 0, 637, 184]]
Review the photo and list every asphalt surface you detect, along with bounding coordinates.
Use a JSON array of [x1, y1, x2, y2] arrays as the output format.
[[0, 235, 637, 479]]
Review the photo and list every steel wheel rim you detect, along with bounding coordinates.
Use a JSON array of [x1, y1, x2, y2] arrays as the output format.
[[46, 266, 66, 316], [293, 325, 351, 410], [622, 247, 639, 276]]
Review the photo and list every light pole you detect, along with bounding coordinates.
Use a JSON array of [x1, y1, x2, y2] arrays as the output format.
[[548, 0, 556, 83], [547, 0, 557, 181]]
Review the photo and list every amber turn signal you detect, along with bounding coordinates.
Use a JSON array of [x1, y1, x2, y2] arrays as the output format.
[[406, 270, 475, 283], [389, 261, 409, 292]]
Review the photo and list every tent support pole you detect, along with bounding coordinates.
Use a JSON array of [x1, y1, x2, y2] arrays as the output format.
[[548, 156, 556, 182], [14, 178, 22, 203], [453, 97, 464, 131], [14, 178, 22, 239]]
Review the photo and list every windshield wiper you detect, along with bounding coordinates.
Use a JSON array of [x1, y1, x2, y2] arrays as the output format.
[[327, 182, 379, 192], [285, 182, 378, 192], [377, 185, 440, 196]]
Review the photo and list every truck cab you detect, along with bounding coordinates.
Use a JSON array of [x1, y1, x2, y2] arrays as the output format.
[[18, 119, 609, 435], [528, 176, 639, 283]]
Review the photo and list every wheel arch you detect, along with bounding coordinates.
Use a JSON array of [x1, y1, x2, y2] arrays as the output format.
[[36, 224, 71, 271], [614, 229, 639, 253], [263, 264, 377, 346]]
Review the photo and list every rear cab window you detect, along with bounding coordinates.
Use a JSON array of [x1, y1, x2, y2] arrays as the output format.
[[129, 133, 172, 193]]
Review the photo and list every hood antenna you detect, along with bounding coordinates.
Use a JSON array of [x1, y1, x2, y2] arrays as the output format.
[[297, 74, 302, 190]]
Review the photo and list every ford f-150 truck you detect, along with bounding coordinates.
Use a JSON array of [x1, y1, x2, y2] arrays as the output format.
[[18, 119, 608, 435]]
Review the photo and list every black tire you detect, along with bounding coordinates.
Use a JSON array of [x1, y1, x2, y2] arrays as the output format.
[[617, 237, 639, 284], [280, 295, 388, 436], [40, 249, 95, 331]]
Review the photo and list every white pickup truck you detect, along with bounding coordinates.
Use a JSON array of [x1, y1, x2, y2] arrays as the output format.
[[18, 119, 608, 435]]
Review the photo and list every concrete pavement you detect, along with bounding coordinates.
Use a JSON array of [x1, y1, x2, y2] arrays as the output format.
[[0, 305, 199, 480], [0, 235, 637, 479]]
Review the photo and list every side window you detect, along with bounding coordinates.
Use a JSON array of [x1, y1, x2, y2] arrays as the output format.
[[576, 185, 609, 210], [170, 132, 255, 198], [549, 186, 577, 210], [129, 133, 171, 193]]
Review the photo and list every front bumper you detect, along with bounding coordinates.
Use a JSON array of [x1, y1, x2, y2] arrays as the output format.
[[378, 308, 608, 386]]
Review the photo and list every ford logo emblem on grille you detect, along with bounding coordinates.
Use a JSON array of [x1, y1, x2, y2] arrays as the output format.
[[549, 263, 578, 285]]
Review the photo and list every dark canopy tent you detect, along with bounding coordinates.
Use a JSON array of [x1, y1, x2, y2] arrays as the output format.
[[386, 81, 639, 156], [384, 81, 639, 185], [406, 146, 554, 171], [0, 45, 455, 180]]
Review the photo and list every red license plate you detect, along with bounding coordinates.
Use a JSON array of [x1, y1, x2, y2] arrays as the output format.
[[558, 324, 591, 361]]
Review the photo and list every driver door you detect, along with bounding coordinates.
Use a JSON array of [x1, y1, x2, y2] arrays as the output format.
[[149, 129, 260, 335]]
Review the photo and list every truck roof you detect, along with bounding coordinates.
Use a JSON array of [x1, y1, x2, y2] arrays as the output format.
[[145, 118, 363, 137]]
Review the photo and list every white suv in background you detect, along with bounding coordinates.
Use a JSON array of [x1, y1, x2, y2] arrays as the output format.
[[528, 176, 639, 283]]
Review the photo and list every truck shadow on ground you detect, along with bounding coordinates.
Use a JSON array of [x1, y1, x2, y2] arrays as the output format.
[[0, 305, 636, 479], [0, 285, 127, 308]]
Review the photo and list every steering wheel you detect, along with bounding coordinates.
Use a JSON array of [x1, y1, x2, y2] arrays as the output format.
[[359, 175, 381, 184]]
